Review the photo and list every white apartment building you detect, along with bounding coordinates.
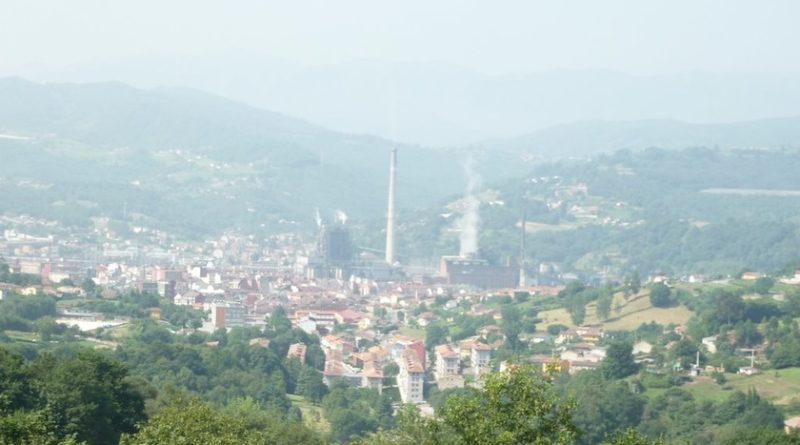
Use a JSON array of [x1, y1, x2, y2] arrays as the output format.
[[397, 348, 425, 403]]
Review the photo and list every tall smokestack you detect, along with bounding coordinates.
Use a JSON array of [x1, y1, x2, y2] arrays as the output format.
[[519, 210, 527, 288], [385, 147, 397, 265]]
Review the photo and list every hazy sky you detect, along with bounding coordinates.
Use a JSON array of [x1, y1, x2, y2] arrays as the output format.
[[2, 0, 800, 76]]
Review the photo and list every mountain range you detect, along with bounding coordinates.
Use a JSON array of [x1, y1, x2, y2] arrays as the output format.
[[2, 76, 800, 239], [17, 56, 800, 146]]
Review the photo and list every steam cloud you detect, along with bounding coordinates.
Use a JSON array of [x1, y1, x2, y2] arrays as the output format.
[[335, 209, 348, 225], [458, 158, 482, 258]]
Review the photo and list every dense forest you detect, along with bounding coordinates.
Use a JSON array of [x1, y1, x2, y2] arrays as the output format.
[[4, 280, 800, 443]]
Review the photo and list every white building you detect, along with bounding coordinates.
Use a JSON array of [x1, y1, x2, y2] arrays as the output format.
[[397, 349, 425, 403], [434, 344, 461, 380], [470, 342, 492, 376]]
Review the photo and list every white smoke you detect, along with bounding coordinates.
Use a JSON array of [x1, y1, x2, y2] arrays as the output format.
[[335, 210, 348, 225], [314, 208, 322, 228], [457, 158, 482, 258]]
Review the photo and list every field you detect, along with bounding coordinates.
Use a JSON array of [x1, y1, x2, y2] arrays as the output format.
[[681, 368, 800, 406], [537, 292, 693, 332], [398, 326, 425, 340], [288, 394, 330, 434]]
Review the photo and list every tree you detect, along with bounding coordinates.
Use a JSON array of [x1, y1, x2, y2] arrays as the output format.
[[297, 366, 328, 403], [753, 277, 775, 296], [323, 381, 394, 443], [500, 305, 523, 352], [596, 294, 613, 321], [361, 365, 578, 445], [734, 321, 763, 347], [121, 398, 269, 445], [0, 410, 84, 445], [0, 347, 35, 411], [425, 324, 448, 351], [669, 339, 700, 368], [715, 427, 800, 445], [442, 366, 577, 444], [568, 371, 645, 445], [268, 306, 292, 333], [648, 283, 673, 308], [221, 397, 325, 445], [603, 429, 665, 445], [771, 339, 800, 368], [568, 303, 586, 326], [34, 317, 65, 342], [34, 350, 145, 445], [600, 342, 639, 380], [627, 271, 642, 296], [714, 292, 746, 325]]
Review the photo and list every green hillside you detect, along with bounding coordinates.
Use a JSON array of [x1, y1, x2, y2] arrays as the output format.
[[380, 147, 800, 275], [0, 78, 526, 236]]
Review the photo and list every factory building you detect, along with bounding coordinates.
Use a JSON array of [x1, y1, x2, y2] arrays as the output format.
[[302, 148, 403, 282], [439, 256, 519, 289]]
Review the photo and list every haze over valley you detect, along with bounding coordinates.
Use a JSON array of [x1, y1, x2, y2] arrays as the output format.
[[3, 2, 800, 445]]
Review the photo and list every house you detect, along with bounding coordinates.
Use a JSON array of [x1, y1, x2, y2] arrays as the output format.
[[434, 344, 461, 381], [323, 359, 362, 388], [335, 309, 368, 325], [530, 355, 570, 374], [785, 416, 800, 434], [701, 336, 718, 354], [738, 366, 760, 376], [632, 341, 653, 355], [249, 338, 271, 348], [478, 324, 502, 337], [174, 290, 202, 307], [741, 272, 762, 281], [362, 365, 383, 394], [287, 343, 307, 364], [560, 345, 605, 364], [471, 342, 492, 375], [146, 308, 162, 320], [558, 326, 604, 344], [417, 312, 438, 327], [569, 360, 600, 374]]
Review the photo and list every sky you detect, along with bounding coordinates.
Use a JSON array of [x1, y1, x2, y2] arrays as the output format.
[[2, 0, 800, 76]]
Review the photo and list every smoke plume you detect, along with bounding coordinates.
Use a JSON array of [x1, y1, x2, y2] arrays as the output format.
[[335, 209, 348, 225], [458, 158, 482, 257]]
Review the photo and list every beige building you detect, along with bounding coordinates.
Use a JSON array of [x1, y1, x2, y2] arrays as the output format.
[[470, 342, 492, 375], [434, 344, 461, 380], [287, 342, 307, 364]]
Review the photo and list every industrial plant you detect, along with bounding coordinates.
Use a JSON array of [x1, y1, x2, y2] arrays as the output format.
[[301, 147, 523, 289]]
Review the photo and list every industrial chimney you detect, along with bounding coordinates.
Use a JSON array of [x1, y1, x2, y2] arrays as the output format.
[[519, 210, 527, 288], [385, 147, 397, 265]]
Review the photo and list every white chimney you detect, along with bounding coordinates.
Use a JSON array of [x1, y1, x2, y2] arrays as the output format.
[[385, 148, 397, 265]]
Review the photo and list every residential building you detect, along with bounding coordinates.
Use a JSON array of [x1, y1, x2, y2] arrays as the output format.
[[209, 302, 245, 329], [397, 349, 425, 403], [362, 365, 383, 394], [434, 344, 461, 380], [288, 342, 307, 364], [470, 342, 492, 375]]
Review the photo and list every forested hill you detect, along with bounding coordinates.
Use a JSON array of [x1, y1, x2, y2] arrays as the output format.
[[0, 77, 525, 235], [488, 117, 800, 158], [379, 147, 800, 277]]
